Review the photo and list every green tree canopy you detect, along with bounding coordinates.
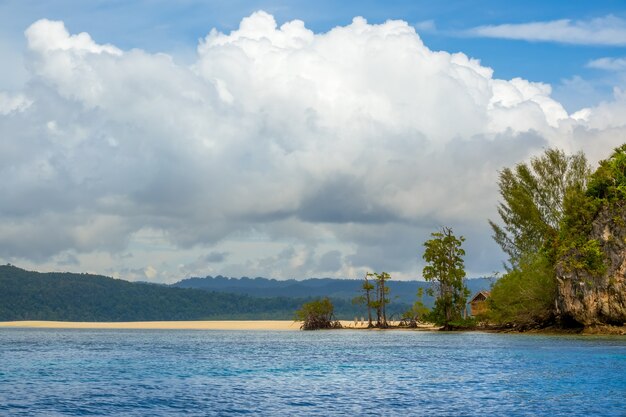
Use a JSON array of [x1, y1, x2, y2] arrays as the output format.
[[586, 143, 626, 203], [422, 227, 469, 328], [294, 298, 341, 330], [402, 287, 430, 327], [488, 254, 556, 326], [489, 148, 590, 269], [558, 144, 626, 277], [485, 146, 626, 327]]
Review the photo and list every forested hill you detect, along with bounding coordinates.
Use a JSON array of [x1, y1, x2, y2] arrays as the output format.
[[0, 265, 373, 321], [172, 276, 493, 306]]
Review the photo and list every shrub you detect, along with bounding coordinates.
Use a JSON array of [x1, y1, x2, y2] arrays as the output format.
[[294, 298, 341, 330], [487, 254, 556, 326]]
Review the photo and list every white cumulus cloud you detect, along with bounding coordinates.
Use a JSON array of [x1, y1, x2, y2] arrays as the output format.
[[1, 11, 625, 281]]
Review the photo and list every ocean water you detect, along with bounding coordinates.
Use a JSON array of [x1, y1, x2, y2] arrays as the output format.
[[0, 329, 624, 416]]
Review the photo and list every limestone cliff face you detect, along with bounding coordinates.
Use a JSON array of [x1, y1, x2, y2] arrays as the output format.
[[556, 203, 626, 326]]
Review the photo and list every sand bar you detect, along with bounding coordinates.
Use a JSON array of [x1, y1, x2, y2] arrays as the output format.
[[0, 320, 302, 331], [0, 320, 440, 331]]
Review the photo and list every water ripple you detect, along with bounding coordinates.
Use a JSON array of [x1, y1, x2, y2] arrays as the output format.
[[0, 329, 624, 416]]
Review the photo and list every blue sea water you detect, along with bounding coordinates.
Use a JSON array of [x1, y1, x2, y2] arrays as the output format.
[[0, 329, 624, 416]]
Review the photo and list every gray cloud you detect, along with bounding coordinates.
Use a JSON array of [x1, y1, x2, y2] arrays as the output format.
[[1, 12, 625, 281], [297, 175, 398, 224], [317, 250, 342, 273], [204, 251, 229, 263], [56, 252, 80, 266]]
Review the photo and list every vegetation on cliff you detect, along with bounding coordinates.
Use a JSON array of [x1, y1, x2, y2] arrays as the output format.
[[488, 145, 626, 328], [559, 144, 626, 276], [488, 148, 589, 271], [555, 144, 626, 326]]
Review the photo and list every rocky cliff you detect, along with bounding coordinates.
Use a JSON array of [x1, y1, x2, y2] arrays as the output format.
[[556, 203, 626, 326]]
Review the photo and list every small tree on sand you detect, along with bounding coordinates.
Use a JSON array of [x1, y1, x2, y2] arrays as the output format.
[[352, 272, 376, 328], [374, 272, 391, 328], [401, 287, 430, 327], [295, 298, 342, 330]]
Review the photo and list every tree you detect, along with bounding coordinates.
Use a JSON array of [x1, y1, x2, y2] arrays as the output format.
[[401, 287, 430, 327], [422, 227, 469, 328], [412, 287, 430, 321], [355, 271, 391, 328], [374, 272, 391, 328], [586, 143, 626, 203], [486, 148, 591, 327], [352, 272, 375, 328], [489, 148, 590, 269], [487, 254, 556, 326], [558, 144, 626, 279], [294, 298, 341, 330]]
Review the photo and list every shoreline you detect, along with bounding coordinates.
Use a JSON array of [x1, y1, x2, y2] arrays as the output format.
[[0, 320, 441, 331], [0, 320, 302, 331], [0, 320, 622, 335]]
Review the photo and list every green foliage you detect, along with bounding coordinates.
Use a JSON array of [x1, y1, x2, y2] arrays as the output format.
[[486, 144, 626, 328], [586, 144, 626, 202], [422, 227, 469, 327], [401, 288, 430, 326], [411, 287, 430, 319], [560, 238, 607, 276], [445, 316, 478, 330], [487, 255, 556, 326], [489, 148, 590, 269], [557, 145, 626, 277], [0, 265, 364, 321], [486, 148, 593, 327], [558, 188, 606, 277], [560, 185, 602, 242], [294, 297, 341, 330]]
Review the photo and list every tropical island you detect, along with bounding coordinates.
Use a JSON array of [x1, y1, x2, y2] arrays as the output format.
[[1, 145, 625, 335], [297, 144, 626, 334]]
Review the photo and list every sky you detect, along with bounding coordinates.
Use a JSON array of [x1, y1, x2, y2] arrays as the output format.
[[2, 1, 626, 283]]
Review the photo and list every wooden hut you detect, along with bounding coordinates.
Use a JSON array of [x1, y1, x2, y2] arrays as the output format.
[[469, 291, 490, 317]]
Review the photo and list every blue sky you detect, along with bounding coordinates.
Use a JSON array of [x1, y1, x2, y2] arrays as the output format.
[[2, 1, 626, 281]]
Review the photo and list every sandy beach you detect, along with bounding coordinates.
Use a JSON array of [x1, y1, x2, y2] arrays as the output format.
[[0, 320, 302, 331], [0, 320, 440, 331]]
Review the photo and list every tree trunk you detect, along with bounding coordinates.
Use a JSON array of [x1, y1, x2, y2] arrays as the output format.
[[381, 278, 387, 327], [365, 275, 373, 328]]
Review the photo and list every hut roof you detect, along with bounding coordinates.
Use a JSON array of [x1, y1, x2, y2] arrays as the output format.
[[470, 291, 490, 303]]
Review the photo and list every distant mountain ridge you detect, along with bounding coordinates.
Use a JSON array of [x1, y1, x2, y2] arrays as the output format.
[[0, 265, 493, 322], [172, 275, 493, 307]]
